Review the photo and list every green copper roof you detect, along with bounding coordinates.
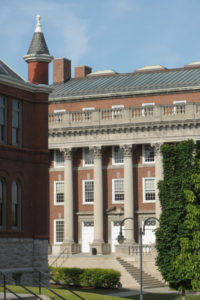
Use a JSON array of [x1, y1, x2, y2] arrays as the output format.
[[50, 67, 200, 100]]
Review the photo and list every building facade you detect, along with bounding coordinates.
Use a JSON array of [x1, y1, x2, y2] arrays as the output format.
[[0, 16, 53, 285], [49, 59, 200, 256]]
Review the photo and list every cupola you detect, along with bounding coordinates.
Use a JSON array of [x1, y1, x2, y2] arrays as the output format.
[[23, 15, 53, 84]]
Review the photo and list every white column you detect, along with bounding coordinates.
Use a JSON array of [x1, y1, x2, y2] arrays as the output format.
[[90, 146, 109, 254], [153, 143, 163, 220], [123, 144, 135, 243], [63, 148, 74, 243], [60, 148, 80, 254], [93, 146, 104, 243]]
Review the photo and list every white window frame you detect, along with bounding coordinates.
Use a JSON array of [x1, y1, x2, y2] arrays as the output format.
[[82, 107, 95, 121], [112, 146, 124, 165], [54, 219, 64, 244], [83, 180, 94, 204], [142, 145, 155, 164], [112, 178, 124, 204], [54, 150, 64, 168], [112, 105, 124, 119], [173, 100, 187, 114], [54, 181, 64, 205], [83, 148, 94, 166], [142, 103, 155, 117], [143, 177, 156, 203]]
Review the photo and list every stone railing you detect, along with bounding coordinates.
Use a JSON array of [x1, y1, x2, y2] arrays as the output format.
[[129, 244, 156, 256], [49, 102, 200, 129]]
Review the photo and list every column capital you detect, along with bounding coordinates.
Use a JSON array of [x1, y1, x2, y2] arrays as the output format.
[[151, 143, 163, 155], [122, 144, 133, 157], [93, 146, 102, 159], [60, 148, 72, 160]]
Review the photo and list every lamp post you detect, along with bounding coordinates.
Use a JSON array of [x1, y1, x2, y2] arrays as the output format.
[[117, 217, 159, 300]]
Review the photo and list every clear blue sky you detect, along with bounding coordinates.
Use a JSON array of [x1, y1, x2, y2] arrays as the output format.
[[1, 0, 200, 82]]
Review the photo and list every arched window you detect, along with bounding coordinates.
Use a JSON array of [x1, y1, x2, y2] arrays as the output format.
[[12, 180, 21, 229], [0, 178, 6, 229]]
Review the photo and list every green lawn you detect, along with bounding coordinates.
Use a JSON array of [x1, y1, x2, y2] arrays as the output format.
[[0, 285, 199, 300]]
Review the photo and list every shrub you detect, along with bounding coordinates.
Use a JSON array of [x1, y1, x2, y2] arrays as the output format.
[[49, 266, 121, 289], [79, 268, 120, 288]]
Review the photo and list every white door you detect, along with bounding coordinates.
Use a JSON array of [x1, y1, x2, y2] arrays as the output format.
[[82, 221, 94, 253], [142, 220, 156, 245], [111, 221, 124, 252]]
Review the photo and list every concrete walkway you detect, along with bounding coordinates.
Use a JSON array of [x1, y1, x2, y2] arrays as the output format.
[[109, 286, 200, 297], [0, 293, 49, 299]]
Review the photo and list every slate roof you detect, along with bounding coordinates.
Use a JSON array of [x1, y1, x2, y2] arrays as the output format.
[[27, 32, 50, 55], [0, 59, 24, 81], [50, 67, 200, 100]]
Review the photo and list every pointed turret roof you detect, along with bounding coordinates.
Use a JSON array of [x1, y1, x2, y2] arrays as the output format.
[[24, 15, 53, 63], [27, 15, 50, 55]]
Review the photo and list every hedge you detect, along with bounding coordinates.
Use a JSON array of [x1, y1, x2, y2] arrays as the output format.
[[50, 266, 121, 289]]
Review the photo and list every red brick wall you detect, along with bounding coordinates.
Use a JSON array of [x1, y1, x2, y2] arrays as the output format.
[[0, 83, 49, 240]]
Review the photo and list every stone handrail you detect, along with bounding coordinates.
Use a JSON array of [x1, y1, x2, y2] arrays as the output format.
[[49, 102, 200, 129], [129, 244, 155, 256]]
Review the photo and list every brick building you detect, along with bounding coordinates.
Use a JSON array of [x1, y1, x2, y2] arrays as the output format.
[[0, 16, 53, 285], [49, 59, 200, 260]]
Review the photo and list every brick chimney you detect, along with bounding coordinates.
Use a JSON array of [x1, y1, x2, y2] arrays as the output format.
[[74, 66, 92, 78], [53, 58, 71, 83], [23, 15, 53, 84]]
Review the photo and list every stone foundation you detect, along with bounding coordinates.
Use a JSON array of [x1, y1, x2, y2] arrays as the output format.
[[0, 238, 49, 286]]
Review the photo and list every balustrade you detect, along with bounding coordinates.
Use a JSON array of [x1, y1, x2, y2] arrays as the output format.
[[49, 102, 200, 128]]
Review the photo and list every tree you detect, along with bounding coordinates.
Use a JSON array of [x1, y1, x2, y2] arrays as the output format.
[[174, 171, 200, 296], [156, 140, 197, 299]]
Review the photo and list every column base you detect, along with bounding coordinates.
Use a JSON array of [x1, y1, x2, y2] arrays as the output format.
[[115, 241, 136, 257], [61, 241, 81, 255], [90, 241, 110, 255]]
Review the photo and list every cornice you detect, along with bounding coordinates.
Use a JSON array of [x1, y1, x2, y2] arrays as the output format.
[[0, 75, 52, 94], [49, 119, 200, 138]]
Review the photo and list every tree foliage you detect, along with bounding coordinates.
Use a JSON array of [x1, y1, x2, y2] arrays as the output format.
[[156, 140, 199, 293]]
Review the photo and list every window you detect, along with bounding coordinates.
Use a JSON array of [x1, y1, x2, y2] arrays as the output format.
[[143, 178, 156, 203], [142, 103, 154, 116], [0, 95, 6, 143], [112, 146, 124, 165], [54, 150, 64, 168], [112, 179, 124, 203], [173, 100, 186, 114], [83, 148, 94, 166], [112, 105, 124, 119], [11, 180, 21, 229], [54, 109, 66, 123], [83, 180, 94, 204], [54, 181, 64, 205], [143, 145, 155, 163], [54, 220, 64, 244], [12, 99, 21, 146], [0, 178, 6, 229], [82, 107, 95, 121]]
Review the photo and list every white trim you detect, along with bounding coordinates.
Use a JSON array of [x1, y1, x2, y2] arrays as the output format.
[[112, 146, 124, 165], [142, 144, 155, 164], [54, 219, 64, 244], [112, 105, 124, 119], [112, 178, 124, 204], [173, 100, 187, 104], [83, 148, 94, 166], [82, 180, 94, 204], [82, 107, 95, 111], [142, 177, 156, 203], [54, 181, 64, 205]]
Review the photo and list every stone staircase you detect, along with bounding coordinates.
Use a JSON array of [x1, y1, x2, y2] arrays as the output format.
[[116, 257, 166, 288]]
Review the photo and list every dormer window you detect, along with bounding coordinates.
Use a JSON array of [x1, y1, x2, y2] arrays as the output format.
[[173, 100, 186, 114], [142, 103, 155, 117]]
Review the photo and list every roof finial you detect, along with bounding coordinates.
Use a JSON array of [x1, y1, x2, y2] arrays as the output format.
[[35, 15, 42, 33]]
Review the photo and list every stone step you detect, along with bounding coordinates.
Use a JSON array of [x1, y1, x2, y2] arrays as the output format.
[[116, 257, 166, 288]]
